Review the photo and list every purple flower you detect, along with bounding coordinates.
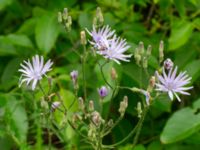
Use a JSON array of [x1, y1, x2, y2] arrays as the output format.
[[86, 25, 132, 64], [86, 25, 115, 51], [99, 35, 132, 64], [155, 66, 193, 102], [19, 55, 53, 90], [98, 86, 108, 98], [70, 70, 78, 83]]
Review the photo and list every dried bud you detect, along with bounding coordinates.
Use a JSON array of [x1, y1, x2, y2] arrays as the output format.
[[146, 45, 152, 57], [91, 111, 101, 126], [51, 101, 61, 111], [164, 58, 174, 70], [89, 100, 94, 112], [139, 41, 145, 55], [107, 119, 113, 127], [98, 86, 108, 98], [137, 102, 142, 118], [58, 12, 62, 23], [80, 31, 87, 45], [159, 40, 164, 63], [78, 97, 85, 111], [111, 67, 117, 80], [63, 8, 68, 20], [148, 76, 156, 92]]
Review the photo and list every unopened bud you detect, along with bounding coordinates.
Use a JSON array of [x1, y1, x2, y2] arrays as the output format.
[[51, 101, 61, 111], [78, 97, 85, 111], [111, 67, 117, 80], [89, 100, 94, 112], [159, 40, 164, 63], [68, 16, 72, 25], [139, 41, 144, 55], [72, 113, 82, 125], [134, 48, 141, 66], [146, 45, 152, 57], [96, 7, 104, 26], [142, 57, 148, 69], [98, 86, 108, 98], [164, 58, 174, 70], [80, 31, 87, 45], [137, 102, 142, 118], [63, 8, 68, 20], [58, 12, 62, 23]]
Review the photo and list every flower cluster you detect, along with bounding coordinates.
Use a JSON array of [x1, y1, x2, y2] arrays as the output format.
[[86, 25, 132, 64]]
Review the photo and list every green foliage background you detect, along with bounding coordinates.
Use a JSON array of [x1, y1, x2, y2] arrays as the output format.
[[0, 0, 200, 149]]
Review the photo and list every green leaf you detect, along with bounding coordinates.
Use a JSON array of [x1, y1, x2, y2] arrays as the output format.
[[35, 13, 59, 53], [6, 96, 28, 143], [160, 107, 200, 144], [184, 59, 200, 83], [78, 12, 91, 29], [173, 0, 186, 17], [168, 20, 193, 50], [119, 144, 146, 150]]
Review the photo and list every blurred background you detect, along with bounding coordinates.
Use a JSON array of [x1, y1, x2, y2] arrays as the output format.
[[0, 0, 200, 149]]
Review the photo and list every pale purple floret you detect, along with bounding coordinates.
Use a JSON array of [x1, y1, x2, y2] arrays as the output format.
[[70, 70, 78, 84], [155, 66, 193, 102], [98, 86, 108, 98], [18, 55, 53, 90]]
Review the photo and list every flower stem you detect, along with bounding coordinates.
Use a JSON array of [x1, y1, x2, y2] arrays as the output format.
[[82, 45, 87, 101], [98, 61, 113, 89]]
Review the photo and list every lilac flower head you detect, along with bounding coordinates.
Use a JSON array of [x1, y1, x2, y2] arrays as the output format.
[[70, 70, 78, 83], [164, 58, 174, 70], [51, 101, 61, 110], [99, 35, 132, 64], [98, 86, 108, 98], [155, 66, 193, 102], [140, 90, 151, 106], [86, 25, 132, 64], [86, 25, 115, 50], [18, 55, 53, 90]]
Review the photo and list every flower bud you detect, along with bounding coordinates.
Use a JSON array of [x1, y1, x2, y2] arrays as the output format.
[[58, 12, 62, 23], [96, 7, 104, 26], [146, 45, 152, 57], [51, 101, 61, 111], [89, 100, 94, 112], [140, 90, 151, 106], [137, 102, 142, 118], [134, 48, 141, 66], [139, 41, 145, 55], [98, 86, 108, 98], [111, 67, 117, 80], [78, 97, 85, 111], [80, 31, 87, 45], [164, 58, 174, 70], [63, 8, 68, 20], [142, 57, 148, 69], [70, 70, 78, 89], [159, 40, 164, 63]]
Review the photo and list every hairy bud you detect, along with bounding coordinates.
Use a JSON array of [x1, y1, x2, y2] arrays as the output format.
[[159, 40, 164, 63], [89, 100, 94, 112], [111, 67, 117, 80], [78, 97, 85, 111], [164, 58, 174, 70], [80, 31, 87, 45]]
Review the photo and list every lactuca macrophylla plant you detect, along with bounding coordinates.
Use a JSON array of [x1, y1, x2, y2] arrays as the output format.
[[17, 7, 194, 150]]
